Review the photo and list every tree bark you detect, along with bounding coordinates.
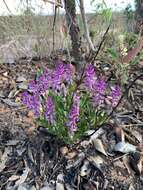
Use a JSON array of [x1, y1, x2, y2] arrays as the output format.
[[135, 0, 143, 34], [64, 0, 82, 69]]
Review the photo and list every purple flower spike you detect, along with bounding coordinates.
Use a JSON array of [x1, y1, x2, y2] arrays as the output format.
[[92, 79, 106, 106], [38, 74, 49, 94], [28, 68, 52, 95], [84, 64, 96, 90], [45, 96, 55, 124], [28, 80, 39, 94], [67, 94, 80, 133], [111, 85, 121, 107], [64, 64, 74, 83], [93, 93, 105, 106], [95, 79, 106, 94], [21, 91, 40, 117], [51, 62, 73, 91]]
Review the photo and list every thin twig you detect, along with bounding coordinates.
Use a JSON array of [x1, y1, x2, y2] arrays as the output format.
[[52, 5, 57, 52], [48, 156, 64, 181], [89, 23, 111, 64], [113, 153, 129, 161], [121, 123, 143, 127], [3, 0, 12, 13]]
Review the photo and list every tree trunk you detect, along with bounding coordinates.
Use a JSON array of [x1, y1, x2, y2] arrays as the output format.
[[64, 0, 82, 69], [135, 0, 143, 34]]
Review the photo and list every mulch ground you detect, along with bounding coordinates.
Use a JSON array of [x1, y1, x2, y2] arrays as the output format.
[[0, 59, 143, 190]]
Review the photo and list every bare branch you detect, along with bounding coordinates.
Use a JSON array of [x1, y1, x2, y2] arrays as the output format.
[[3, 0, 12, 13], [79, 0, 95, 51]]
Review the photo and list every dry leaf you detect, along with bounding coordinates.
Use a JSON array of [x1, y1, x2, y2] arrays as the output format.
[[66, 151, 77, 159], [60, 146, 69, 156], [114, 142, 136, 153], [122, 156, 133, 175], [130, 152, 142, 175], [8, 175, 20, 182], [15, 167, 30, 186], [0, 147, 11, 172], [27, 111, 34, 118], [56, 174, 65, 190], [80, 160, 90, 177], [87, 155, 104, 170], [115, 126, 125, 142], [92, 139, 107, 156]]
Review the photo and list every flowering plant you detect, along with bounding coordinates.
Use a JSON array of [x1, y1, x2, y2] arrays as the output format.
[[21, 60, 121, 143]]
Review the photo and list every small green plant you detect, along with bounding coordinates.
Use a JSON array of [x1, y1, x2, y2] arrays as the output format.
[[124, 32, 138, 50], [21, 61, 121, 144], [106, 47, 130, 85], [91, 0, 112, 22]]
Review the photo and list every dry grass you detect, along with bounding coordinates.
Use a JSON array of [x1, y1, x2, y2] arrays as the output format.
[[0, 13, 135, 63]]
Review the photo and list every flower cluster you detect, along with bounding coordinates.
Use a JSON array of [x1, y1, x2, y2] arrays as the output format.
[[21, 91, 40, 117], [84, 64, 106, 106], [21, 61, 73, 117], [28, 62, 73, 94], [67, 94, 80, 133], [93, 79, 106, 106], [84, 64, 96, 90], [28, 69, 52, 94], [84, 64, 121, 107], [45, 96, 55, 124], [21, 61, 122, 142], [52, 63, 73, 91]]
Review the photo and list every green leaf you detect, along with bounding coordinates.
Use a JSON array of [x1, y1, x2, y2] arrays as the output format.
[[107, 48, 119, 61]]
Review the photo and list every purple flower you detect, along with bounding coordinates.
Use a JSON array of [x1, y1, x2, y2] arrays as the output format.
[[21, 91, 40, 117], [85, 64, 96, 77], [110, 85, 121, 107], [37, 74, 49, 93], [84, 64, 96, 90], [51, 62, 73, 91], [67, 94, 80, 133], [28, 62, 73, 94], [92, 93, 105, 106], [95, 79, 106, 94], [45, 96, 55, 124], [51, 71, 63, 91], [28, 80, 39, 93], [91, 79, 106, 106], [84, 64, 107, 106], [64, 64, 74, 83], [28, 69, 52, 94]]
